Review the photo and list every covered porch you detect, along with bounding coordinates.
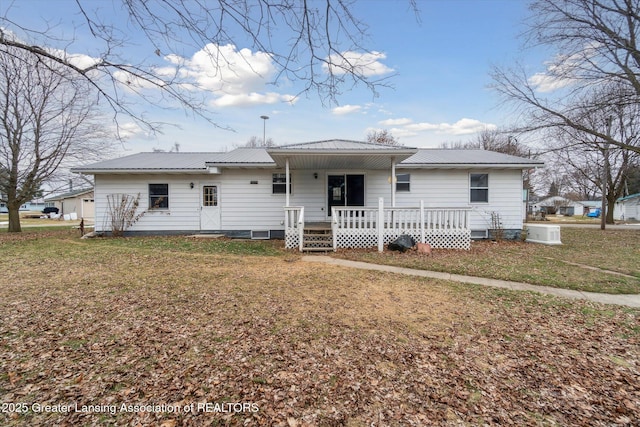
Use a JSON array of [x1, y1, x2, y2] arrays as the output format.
[[267, 141, 471, 252], [284, 200, 471, 252]]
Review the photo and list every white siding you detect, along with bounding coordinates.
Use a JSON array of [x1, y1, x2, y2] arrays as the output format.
[[95, 174, 203, 232], [94, 168, 526, 233], [392, 169, 525, 231]]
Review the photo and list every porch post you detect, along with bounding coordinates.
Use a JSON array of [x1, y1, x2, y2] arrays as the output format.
[[378, 197, 384, 252], [420, 199, 425, 244], [285, 157, 290, 207], [391, 157, 396, 207]]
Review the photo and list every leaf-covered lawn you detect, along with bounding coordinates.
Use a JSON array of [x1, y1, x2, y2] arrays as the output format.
[[336, 227, 640, 294], [1, 230, 639, 426]]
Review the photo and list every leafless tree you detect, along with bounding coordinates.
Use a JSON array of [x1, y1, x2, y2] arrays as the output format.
[[491, 0, 640, 155], [237, 136, 276, 148], [542, 87, 640, 224], [366, 129, 399, 145], [0, 46, 108, 232], [442, 128, 532, 157], [0, 1, 415, 136]]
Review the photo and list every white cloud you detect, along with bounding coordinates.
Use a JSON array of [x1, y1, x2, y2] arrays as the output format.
[[528, 51, 586, 93], [324, 51, 394, 77], [163, 43, 296, 107], [115, 122, 153, 140], [528, 72, 573, 93], [379, 118, 412, 126], [403, 118, 496, 135], [65, 53, 102, 70], [332, 104, 362, 115], [212, 92, 296, 108]]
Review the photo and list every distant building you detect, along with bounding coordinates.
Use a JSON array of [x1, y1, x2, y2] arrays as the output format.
[[45, 188, 95, 220], [614, 193, 640, 221]]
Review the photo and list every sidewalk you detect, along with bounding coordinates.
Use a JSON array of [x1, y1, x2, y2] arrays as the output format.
[[301, 256, 640, 308]]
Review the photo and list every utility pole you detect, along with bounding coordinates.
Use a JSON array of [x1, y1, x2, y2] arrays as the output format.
[[260, 115, 269, 146]]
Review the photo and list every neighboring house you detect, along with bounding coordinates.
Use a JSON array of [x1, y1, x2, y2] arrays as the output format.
[[72, 140, 544, 251], [579, 200, 602, 216], [532, 196, 589, 216], [19, 200, 52, 211], [615, 193, 640, 221], [45, 188, 95, 220]]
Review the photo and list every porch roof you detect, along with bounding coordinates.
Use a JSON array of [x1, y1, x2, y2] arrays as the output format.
[[266, 139, 418, 170]]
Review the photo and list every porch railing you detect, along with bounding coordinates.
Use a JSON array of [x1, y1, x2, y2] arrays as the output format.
[[285, 199, 471, 251], [284, 206, 305, 251]]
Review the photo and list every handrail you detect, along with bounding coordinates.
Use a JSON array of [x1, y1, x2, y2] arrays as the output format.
[[297, 207, 305, 251], [332, 206, 470, 231]]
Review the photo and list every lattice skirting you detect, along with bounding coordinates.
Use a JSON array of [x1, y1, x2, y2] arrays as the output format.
[[285, 230, 300, 249], [334, 229, 471, 250], [334, 229, 378, 249]]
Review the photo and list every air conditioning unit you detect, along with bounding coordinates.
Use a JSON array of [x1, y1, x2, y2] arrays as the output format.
[[525, 224, 562, 245]]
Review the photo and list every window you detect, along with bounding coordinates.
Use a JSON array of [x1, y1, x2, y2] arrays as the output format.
[[149, 183, 169, 209], [470, 174, 488, 203], [272, 173, 292, 194], [396, 173, 410, 192], [203, 185, 217, 206]]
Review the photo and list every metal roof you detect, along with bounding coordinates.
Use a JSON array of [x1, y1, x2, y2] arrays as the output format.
[[72, 145, 544, 174], [272, 139, 416, 151], [400, 149, 544, 168], [267, 139, 418, 169], [617, 193, 640, 202], [45, 188, 94, 201], [206, 148, 276, 167], [72, 152, 225, 174]]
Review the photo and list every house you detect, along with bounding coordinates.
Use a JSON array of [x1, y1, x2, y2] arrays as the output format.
[[532, 196, 589, 216], [72, 140, 544, 251], [19, 200, 49, 211], [45, 188, 95, 220], [615, 193, 640, 221]]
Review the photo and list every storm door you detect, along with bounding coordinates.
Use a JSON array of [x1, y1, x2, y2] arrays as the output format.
[[200, 184, 221, 230], [327, 174, 365, 216]]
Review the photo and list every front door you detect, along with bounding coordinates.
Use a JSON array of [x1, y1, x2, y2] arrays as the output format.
[[200, 184, 221, 230], [327, 174, 365, 216]]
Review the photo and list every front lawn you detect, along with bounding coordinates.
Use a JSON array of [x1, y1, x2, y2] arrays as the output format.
[[0, 229, 639, 426]]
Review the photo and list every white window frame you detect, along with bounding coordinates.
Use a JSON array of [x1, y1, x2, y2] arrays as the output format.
[[272, 173, 292, 195], [149, 183, 169, 210], [470, 173, 489, 203], [396, 173, 411, 192]]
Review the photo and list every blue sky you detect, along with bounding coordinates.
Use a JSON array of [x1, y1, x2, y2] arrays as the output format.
[[2, 0, 549, 153]]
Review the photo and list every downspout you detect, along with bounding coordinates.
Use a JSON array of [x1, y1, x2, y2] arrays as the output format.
[[391, 157, 396, 207], [285, 157, 290, 207]]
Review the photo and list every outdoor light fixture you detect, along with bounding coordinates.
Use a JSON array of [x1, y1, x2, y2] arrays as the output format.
[[190, 182, 194, 189], [314, 172, 318, 179]]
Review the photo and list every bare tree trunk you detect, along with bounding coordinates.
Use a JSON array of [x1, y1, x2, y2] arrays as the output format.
[[606, 195, 617, 225], [7, 202, 21, 232]]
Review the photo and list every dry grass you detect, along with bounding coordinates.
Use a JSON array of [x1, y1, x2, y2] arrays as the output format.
[[336, 227, 640, 294], [1, 229, 639, 426]]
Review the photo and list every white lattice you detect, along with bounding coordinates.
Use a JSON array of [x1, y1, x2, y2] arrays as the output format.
[[335, 229, 379, 249], [424, 230, 471, 250], [384, 230, 470, 250], [285, 229, 300, 249], [333, 229, 471, 250]]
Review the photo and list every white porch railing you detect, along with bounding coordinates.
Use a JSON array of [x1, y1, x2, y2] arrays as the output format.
[[284, 199, 471, 251], [284, 206, 305, 251]]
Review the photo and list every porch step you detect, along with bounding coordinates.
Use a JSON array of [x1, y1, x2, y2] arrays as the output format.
[[301, 227, 333, 252]]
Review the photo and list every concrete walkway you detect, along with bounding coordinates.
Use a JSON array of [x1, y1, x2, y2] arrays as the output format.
[[301, 256, 640, 308]]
